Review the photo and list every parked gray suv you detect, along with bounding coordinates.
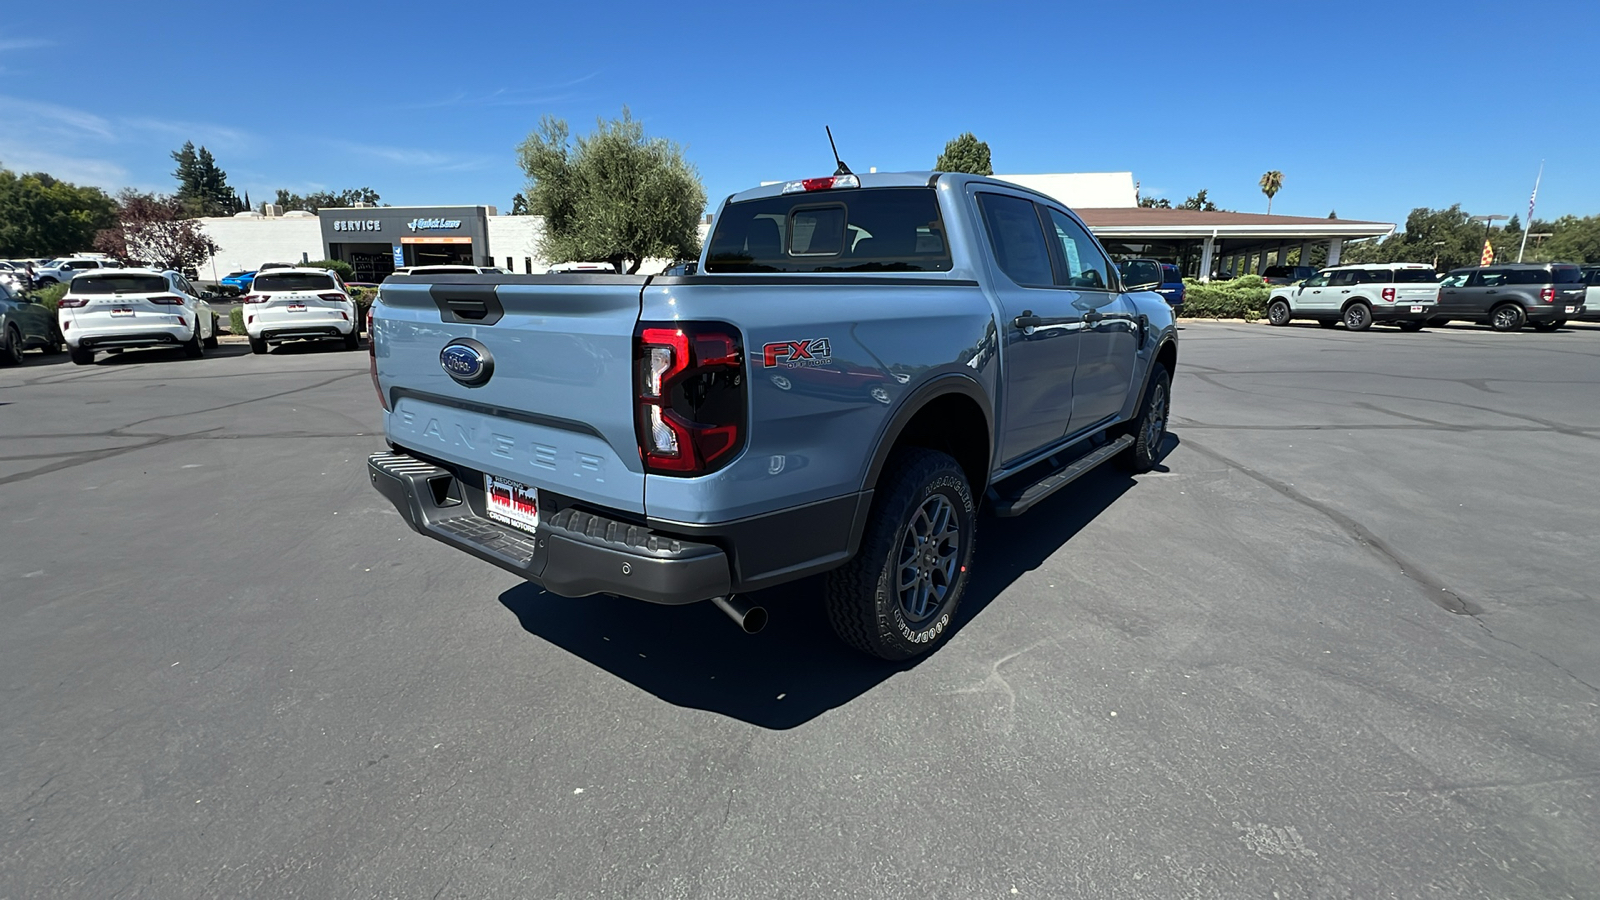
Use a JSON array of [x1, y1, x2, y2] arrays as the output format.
[[1434, 263, 1587, 332]]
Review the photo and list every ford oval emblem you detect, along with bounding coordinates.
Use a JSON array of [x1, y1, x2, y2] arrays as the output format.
[[440, 338, 493, 387]]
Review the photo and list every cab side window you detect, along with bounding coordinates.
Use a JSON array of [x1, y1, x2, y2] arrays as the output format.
[[978, 193, 1054, 287], [1328, 271, 1359, 287], [1044, 208, 1111, 290], [1302, 272, 1331, 287], [1476, 270, 1508, 287]]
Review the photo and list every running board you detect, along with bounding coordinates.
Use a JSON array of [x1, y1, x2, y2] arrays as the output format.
[[989, 435, 1134, 517]]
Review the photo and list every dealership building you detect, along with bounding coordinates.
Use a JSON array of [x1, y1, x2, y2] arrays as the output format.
[[192, 175, 1393, 283]]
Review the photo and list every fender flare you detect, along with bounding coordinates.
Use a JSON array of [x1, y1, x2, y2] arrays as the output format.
[[860, 372, 995, 494]]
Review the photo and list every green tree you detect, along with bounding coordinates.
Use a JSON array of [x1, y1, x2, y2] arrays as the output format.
[[171, 142, 239, 216], [0, 164, 119, 256], [510, 192, 530, 215], [1259, 170, 1283, 214], [516, 108, 706, 274], [1138, 194, 1171, 209], [274, 187, 382, 212], [1541, 215, 1600, 264], [934, 132, 993, 176], [1180, 189, 1221, 212]]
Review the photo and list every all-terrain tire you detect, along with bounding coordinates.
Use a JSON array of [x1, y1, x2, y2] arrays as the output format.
[[1119, 362, 1170, 474], [1267, 299, 1291, 326], [825, 448, 976, 661], [1343, 302, 1373, 331]]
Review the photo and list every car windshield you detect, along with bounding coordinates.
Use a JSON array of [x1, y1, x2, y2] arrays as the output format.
[[253, 273, 338, 292], [71, 274, 169, 294], [707, 187, 953, 274]]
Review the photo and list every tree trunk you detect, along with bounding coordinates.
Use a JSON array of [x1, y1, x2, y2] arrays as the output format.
[[626, 256, 642, 275]]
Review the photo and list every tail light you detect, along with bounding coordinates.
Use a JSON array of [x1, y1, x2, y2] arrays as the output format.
[[634, 322, 745, 475], [368, 308, 388, 411], [1381, 288, 1396, 302], [781, 174, 860, 194], [57, 296, 88, 308], [150, 294, 185, 305], [318, 293, 347, 303], [239, 294, 268, 304], [1540, 288, 1555, 303]]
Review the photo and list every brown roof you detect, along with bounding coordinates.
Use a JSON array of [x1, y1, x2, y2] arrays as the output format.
[[1075, 208, 1386, 227]]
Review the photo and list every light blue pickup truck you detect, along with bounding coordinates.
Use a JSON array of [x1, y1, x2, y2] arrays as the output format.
[[367, 171, 1178, 659]]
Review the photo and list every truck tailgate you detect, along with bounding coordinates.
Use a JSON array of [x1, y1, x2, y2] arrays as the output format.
[[375, 276, 647, 514]]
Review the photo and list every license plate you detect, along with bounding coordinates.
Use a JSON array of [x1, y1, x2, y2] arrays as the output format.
[[110, 308, 134, 317], [484, 473, 539, 535], [1565, 306, 1576, 314], [1410, 305, 1424, 313], [286, 304, 306, 312]]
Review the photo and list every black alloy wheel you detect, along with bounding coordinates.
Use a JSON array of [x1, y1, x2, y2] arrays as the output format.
[[1343, 302, 1372, 331], [0, 325, 22, 366], [1490, 304, 1525, 332], [1267, 300, 1291, 326]]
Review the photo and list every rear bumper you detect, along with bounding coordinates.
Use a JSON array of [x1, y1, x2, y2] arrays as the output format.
[[248, 313, 353, 341], [67, 324, 191, 349], [1369, 303, 1435, 322], [368, 450, 731, 604]]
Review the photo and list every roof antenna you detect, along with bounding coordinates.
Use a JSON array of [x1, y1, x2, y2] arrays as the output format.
[[825, 126, 853, 176]]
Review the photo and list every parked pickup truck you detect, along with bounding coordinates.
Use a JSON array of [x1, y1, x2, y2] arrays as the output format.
[[367, 172, 1178, 659], [1266, 263, 1439, 331]]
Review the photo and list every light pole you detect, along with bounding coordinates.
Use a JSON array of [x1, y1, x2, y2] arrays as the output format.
[[1524, 232, 1553, 262], [1469, 214, 1508, 264], [1432, 240, 1447, 269]]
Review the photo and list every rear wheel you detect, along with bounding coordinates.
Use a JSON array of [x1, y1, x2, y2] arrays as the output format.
[[1343, 302, 1373, 331], [342, 330, 360, 350], [204, 315, 220, 348], [249, 336, 268, 355], [825, 448, 976, 661], [182, 321, 205, 358], [1397, 321, 1424, 332], [1266, 299, 1291, 326], [1490, 304, 1525, 332], [0, 325, 22, 366], [69, 346, 94, 365]]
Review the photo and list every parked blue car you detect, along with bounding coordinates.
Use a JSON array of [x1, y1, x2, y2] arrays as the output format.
[[1156, 264, 1185, 311], [220, 270, 255, 293]]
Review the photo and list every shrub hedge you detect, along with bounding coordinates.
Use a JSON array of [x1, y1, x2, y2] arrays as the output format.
[[31, 282, 69, 314], [228, 305, 245, 335], [1180, 275, 1270, 320]]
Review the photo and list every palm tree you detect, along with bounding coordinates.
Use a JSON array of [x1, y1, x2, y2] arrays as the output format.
[[1259, 170, 1284, 214]]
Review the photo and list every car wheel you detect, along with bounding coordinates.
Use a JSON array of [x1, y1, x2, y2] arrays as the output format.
[[1490, 304, 1525, 332], [343, 330, 360, 351], [0, 325, 22, 366], [182, 320, 205, 358], [1426, 317, 1450, 327], [69, 346, 94, 365], [1266, 299, 1291, 326], [204, 315, 220, 348], [1317, 319, 1338, 329], [1397, 321, 1424, 332], [1343, 302, 1373, 331], [825, 448, 976, 661], [249, 336, 268, 355], [1119, 362, 1170, 474]]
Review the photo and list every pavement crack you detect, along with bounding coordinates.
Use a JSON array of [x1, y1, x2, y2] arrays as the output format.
[[1180, 437, 1481, 617]]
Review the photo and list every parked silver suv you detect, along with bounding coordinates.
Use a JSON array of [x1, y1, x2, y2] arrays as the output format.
[[1434, 264, 1587, 332], [1266, 263, 1438, 331]]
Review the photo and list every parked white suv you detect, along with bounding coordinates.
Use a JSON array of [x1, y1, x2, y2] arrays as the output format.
[[240, 267, 359, 354], [1266, 263, 1440, 331], [35, 257, 122, 285], [58, 269, 217, 365]]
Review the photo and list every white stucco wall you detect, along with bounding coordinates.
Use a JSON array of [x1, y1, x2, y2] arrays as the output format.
[[191, 214, 325, 280], [993, 173, 1139, 208]]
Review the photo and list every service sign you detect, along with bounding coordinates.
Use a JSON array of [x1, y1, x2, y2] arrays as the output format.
[[332, 220, 383, 232]]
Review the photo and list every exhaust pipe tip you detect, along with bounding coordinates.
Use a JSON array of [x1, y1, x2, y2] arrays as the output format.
[[711, 595, 767, 634]]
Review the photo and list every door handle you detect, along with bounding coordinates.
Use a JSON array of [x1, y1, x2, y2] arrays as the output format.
[[1340, 289, 1351, 293], [1012, 311, 1043, 329], [1082, 310, 1105, 323], [1485, 290, 1497, 294]]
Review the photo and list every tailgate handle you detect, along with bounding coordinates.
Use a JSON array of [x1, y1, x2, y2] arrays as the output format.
[[428, 284, 504, 326]]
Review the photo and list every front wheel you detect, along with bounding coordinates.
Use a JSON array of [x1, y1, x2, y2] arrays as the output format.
[[825, 448, 976, 660], [1266, 299, 1291, 326], [1490, 304, 1525, 332], [0, 325, 22, 366], [1343, 302, 1373, 331], [1119, 362, 1170, 474]]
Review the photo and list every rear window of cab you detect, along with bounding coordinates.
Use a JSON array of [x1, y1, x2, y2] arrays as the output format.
[[70, 274, 169, 294], [706, 188, 952, 274]]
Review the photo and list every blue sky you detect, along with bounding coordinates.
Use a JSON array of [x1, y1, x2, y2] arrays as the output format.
[[2, 0, 1596, 230]]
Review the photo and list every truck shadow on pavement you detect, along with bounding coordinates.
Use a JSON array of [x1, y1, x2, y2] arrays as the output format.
[[498, 436, 1175, 729]]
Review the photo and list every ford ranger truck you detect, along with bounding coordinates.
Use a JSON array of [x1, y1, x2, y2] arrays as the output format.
[[367, 172, 1177, 659]]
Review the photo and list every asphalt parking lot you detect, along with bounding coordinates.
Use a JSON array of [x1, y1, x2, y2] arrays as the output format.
[[2, 323, 1597, 898]]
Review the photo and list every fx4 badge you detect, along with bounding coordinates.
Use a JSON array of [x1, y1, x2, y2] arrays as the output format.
[[762, 338, 832, 368]]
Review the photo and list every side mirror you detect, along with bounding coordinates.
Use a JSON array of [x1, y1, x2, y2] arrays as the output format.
[[1120, 259, 1163, 292]]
